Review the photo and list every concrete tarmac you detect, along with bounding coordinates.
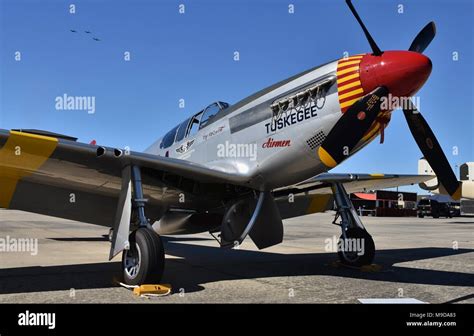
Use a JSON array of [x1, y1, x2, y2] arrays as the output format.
[[0, 210, 472, 303]]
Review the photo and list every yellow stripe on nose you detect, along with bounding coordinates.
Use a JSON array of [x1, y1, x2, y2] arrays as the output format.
[[338, 88, 364, 100], [338, 80, 362, 92], [340, 55, 363, 61], [336, 66, 360, 76], [337, 73, 360, 85], [0, 131, 58, 208], [338, 60, 362, 67]]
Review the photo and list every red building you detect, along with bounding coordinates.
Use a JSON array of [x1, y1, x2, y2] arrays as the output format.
[[350, 190, 418, 217]]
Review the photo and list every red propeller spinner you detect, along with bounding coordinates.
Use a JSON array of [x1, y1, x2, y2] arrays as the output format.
[[360, 51, 432, 97]]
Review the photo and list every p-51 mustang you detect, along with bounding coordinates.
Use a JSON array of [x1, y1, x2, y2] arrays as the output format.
[[0, 1, 461, 285]]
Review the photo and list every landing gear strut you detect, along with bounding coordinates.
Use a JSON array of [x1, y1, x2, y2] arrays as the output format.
[[121, 166, 165, 285], [331, 183, 375, 267]]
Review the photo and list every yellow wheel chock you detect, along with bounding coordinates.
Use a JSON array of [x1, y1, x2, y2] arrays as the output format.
[[133, 284, 172, 297], [118, 281, 172, 298]]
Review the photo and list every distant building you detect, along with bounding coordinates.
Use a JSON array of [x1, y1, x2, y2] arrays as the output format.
[[461, 200, 474, 215], [350, 190, 417, 217], [458, 163, 474, 215]]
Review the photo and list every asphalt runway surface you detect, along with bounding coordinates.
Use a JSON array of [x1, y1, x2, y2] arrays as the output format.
[[0, 210, 472, 303]]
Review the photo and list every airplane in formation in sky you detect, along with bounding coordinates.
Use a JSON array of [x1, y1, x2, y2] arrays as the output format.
[[0, 0, 464, 285]]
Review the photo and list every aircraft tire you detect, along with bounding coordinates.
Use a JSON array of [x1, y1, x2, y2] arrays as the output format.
[[122, 227, 165, 286], [337, 227, 375, 267]]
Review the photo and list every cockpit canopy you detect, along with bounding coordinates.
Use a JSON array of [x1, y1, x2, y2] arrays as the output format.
[[160, 101, 229, 149]]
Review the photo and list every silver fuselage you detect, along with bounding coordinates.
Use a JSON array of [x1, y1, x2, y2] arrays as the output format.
[[146, 57, 388, 190]]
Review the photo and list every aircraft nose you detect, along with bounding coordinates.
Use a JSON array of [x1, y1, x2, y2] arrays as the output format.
[[359, 50, 432, 97]]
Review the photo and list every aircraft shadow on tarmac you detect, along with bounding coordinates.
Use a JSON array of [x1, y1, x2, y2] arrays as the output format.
[[0, 236, 472, 295]]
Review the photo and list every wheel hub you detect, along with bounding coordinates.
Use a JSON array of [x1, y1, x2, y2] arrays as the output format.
[[124, 243, 141, 279]]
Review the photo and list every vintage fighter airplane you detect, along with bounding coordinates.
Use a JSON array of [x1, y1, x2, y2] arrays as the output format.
[[0, 0, 462, 285]]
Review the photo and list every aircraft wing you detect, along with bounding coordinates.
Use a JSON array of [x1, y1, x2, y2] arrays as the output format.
[[296, 173, 433, 193], [0, 129, 251, 227], [274, 173, 433, 219], [0, 128, 434, 225]]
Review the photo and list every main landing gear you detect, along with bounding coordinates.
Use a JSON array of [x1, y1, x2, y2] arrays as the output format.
[[121, 166, 165, 286], [331, 183, 375, 267], [122, 227, 165, 285]]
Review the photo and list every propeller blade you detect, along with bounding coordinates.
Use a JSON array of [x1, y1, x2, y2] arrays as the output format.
[[345, 0, 383, 56], [402, 100, 461, 200], [409, 22, 436, 53], [318, 86, 389, 168]]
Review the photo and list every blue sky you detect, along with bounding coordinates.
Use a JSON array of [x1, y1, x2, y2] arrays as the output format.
[[1, 0, 473, 192]]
